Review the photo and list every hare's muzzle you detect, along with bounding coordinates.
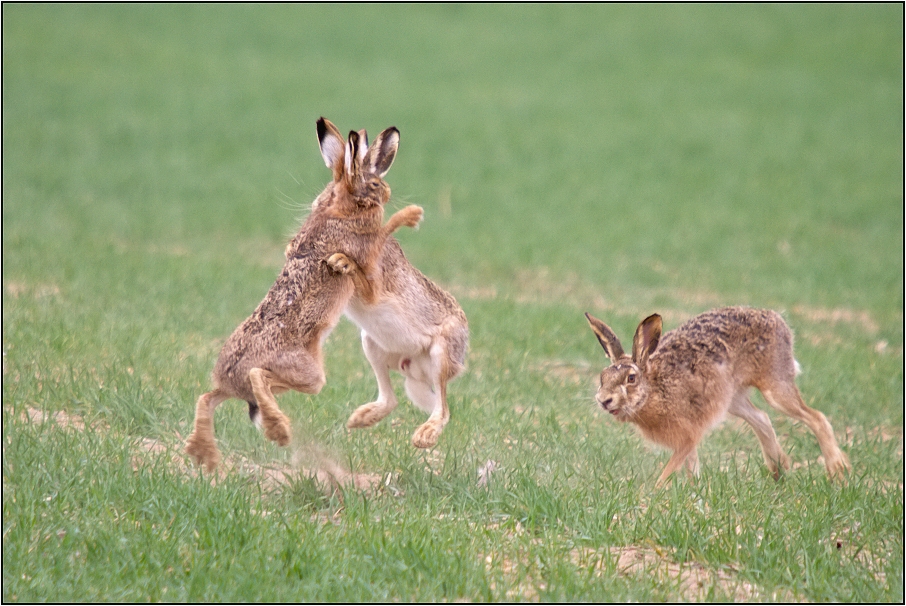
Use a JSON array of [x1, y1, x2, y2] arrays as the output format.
[[598, 396, 619, 415]]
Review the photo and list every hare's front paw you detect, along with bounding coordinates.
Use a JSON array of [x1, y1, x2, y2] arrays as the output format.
[[326, 252, 357, 275], [347, 402, 393, 429], [412, 421, 442, 449], [399, 205, 424, 228]]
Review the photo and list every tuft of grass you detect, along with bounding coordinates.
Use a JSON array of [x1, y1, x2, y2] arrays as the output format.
[[3, 4, 902, 602]]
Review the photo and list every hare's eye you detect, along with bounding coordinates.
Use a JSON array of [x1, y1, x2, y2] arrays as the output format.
[[627, 373, 636, 384]]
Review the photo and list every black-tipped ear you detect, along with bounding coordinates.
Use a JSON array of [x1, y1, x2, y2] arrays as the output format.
[[317, 117, 345, 179], [585, 313, 625, 362], [363, 126, 399, 178], [632, 314, 662, 371], [344, 130, 361, 181], [356, 129, 369, 164]]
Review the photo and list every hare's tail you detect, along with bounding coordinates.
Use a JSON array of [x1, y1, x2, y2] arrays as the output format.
[[248, 400, 261, 426]]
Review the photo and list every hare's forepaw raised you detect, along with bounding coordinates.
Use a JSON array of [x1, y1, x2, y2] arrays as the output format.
[[400, 205, 424, 228], [326, 252, 357, 275]]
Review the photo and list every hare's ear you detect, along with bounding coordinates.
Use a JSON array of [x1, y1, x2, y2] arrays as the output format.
[[344, 130, 362, 182], [317, 118, 345, 180], [585, 313, 625, 361], [363, 126, 399, 178], [632, 314, 662, 371], [356, 129, 369, 164]]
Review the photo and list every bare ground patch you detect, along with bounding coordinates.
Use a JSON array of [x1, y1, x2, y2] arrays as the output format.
[[5, 281, 61, 299], [791, 304, 880, 334], [481, 541, 781, 601], [448, 270, 891, 342], [20, 406, 383, 495], [153, 434, 383, 495], [601, 544, 769, 601], [450, 268, 728, 325]]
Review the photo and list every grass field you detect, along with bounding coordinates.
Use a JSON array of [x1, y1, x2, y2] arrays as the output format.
[[3, 4, 902, 602]]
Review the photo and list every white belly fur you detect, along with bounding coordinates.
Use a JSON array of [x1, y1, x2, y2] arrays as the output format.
[[345, 298, 433, 356]]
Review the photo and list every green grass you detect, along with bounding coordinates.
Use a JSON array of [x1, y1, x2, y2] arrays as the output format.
[[3, 4, 902, 602]]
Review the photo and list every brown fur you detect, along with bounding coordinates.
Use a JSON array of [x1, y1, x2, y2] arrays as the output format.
[[324, 128, 468, 448], [585, 307, 851, 487], [185, 118, 423, 472]]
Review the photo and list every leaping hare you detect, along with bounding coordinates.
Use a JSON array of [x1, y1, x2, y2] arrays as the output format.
[[184, 118, 423, 472], [324, 131, 468, 449], [585, 307, 850, 487]]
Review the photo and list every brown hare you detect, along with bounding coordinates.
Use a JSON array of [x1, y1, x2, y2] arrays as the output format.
[[585, 307, 850, 487], [323, 130, 468, 449], [184, 118, 423, 472]]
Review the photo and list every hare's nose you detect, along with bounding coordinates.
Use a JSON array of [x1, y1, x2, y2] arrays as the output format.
[[600, 397, 613, 410]]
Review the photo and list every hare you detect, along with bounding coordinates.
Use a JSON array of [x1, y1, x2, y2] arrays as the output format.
[[585, 307, 850, 487], [184, 118, 423, 472], [323, 131, 468, 449], [337, 238, 469, 448]]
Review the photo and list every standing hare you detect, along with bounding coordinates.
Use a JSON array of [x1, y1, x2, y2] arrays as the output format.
[[585, 307, 850, 487], [184, 118, 423, 472], [325, 131, 468, 449]]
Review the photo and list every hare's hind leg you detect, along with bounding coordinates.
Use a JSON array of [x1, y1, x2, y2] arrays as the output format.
[[248, 368, 295, 447], [728, 391, 790, 479], [248, 347, 329, 447], [410, 343, 452, 449], [348, 333, 400, 429], [759, 379, 850, 480], [185, 389, 229, 472], [409, 377, 447, 449]]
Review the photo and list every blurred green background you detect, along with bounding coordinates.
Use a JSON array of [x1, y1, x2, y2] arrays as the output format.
[[5, 4, 901, 309]]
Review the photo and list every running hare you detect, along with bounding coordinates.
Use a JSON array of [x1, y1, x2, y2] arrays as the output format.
[[185, 118, 423, 472], [585, 307, 850, 487], [324, 132, 468, 449]]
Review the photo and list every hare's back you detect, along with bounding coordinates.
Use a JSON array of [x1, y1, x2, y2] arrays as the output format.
[[656, 307, 794, 379], [372, 239, 466, 323]]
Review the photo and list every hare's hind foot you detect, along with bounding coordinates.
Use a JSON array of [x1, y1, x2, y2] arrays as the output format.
[[261, 411, 292, 446], [766, 452, 792, 480], [412, 420, 443, 449], [326, 252, 357, 275], [185, 432, 222, 473], [185, 390, 227, 472], [824, 451, 851, 481], [347, 401, 394, 429]]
